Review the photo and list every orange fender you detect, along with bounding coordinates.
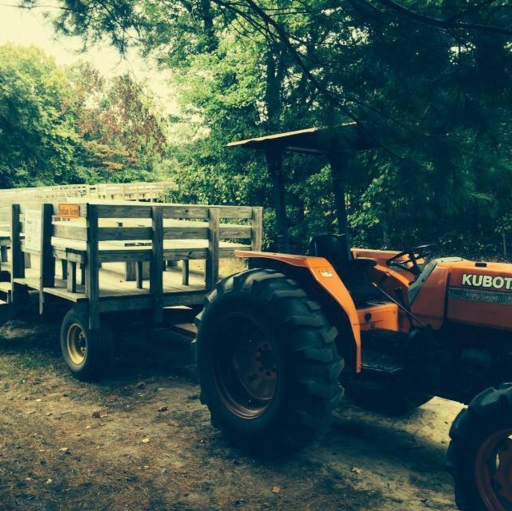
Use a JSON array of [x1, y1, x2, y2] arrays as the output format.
[[235, 250, 362, 372]]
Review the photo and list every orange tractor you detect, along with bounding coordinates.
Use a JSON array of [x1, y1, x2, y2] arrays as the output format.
[[194, 125, 512, 511]]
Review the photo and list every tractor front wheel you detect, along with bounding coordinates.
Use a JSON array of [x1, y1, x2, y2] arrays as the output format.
[[195, 269, 343, 456], [60, 307, 113, 381], [447, 384, 512, 511]]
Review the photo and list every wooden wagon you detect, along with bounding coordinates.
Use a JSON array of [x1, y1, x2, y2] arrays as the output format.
[[0, 201, 263, 380]]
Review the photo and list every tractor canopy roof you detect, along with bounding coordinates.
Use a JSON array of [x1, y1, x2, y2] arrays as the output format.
[[228, 122, 379, 252], [227, 122, 377, 156]]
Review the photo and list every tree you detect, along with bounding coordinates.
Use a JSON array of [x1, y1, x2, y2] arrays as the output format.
[[0, 43, 80, 187], [21, 0, 512, 257], [0, 44, 169, 189], [66, 62, 169, 183]]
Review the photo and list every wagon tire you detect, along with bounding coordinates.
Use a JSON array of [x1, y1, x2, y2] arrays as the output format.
[[195, 269, 343, 457], [447, 383, 512, 511], [60, 307, 113, 381]]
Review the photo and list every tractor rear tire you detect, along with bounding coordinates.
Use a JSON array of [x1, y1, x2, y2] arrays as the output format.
[[447, 384, 512, 511], [60, 307, 113, 381], [195, 269, 343, 457], [343, 378, 432, 415]]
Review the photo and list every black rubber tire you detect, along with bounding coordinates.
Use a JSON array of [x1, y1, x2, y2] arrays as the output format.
[[447, 384, 512, 511], [195, 268, 343, 457], [343, 378, 432, 415], [60, 307, 113, 381]]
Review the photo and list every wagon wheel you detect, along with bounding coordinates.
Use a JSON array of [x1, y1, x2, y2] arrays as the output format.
[[60, 306, 113, 381]]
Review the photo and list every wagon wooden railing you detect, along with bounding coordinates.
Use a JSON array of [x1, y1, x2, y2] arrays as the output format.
[[8, 202, 263, 329], [0, 180, 175, 203]]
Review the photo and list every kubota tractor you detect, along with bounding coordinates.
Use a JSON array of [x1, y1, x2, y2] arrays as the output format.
[[194, 125, 512, 511]]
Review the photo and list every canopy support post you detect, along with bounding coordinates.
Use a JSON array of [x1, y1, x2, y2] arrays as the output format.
[[265, 146, 290, 253], [328, 152, 352, 260]]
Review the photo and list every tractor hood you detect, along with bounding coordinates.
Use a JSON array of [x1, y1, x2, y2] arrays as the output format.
[[449, 260, 512, 294], [447, 260, 512, 331]]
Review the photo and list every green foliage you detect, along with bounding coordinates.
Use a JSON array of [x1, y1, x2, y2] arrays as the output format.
[[157, 1, 512, 257], [0, 44, 168, 188], [0, 44, 79, 187], [13, 1, 512, 258], [67, 63, 169, 183]]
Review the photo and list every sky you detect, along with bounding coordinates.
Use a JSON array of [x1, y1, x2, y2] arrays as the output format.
[[0, 1, 172, 102]]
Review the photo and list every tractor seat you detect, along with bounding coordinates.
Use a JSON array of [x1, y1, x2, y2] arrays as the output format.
[[309, 234, 380, 305], [308, 234, 377, 278]]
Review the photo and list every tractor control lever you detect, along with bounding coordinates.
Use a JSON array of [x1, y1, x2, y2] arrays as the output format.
[[370, 282, 428, 329]]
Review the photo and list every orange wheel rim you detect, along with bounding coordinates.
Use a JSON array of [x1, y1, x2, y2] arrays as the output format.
[[212, 313, 278, 419], [476, 428, 512, 511]]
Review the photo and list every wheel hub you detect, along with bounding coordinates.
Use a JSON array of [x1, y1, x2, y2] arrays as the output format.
[[232, 339, 277, 402], [67, 323, 87, 365], [213, 314, 278, 419]]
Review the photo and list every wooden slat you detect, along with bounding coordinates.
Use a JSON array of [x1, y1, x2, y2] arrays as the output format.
[[136, 261, 144, 289], [93, 204, 153, 219], [182, 260, 190, 285], [43, 287, 86, 302], [67, 262, 77, 293], [163, 226, 209, 240], [98, 227, 152, 241], [86, 204, 100, 329], [11, 205, 23, 279], [162, 206, 209, 220], [206, 208, 220, 290], [219, 246, 251, 258], [52, 224, 88, 241], [151, 206, 164, 323], [217, 207, 254, 219], [52, 248, 86, 264], [98, 251, 152, 263], [162, 248, 209, 261], [98, 295, 152, 313], [39, 204, 55, 314], [219, 225, 252, 239], [251, 207, 263, 251], [162, 291, 205, 307], [12, 275, 86, 302], [161, 205, 254, 220], [99, 291, 206, 312], [125, 261, 136, 281]]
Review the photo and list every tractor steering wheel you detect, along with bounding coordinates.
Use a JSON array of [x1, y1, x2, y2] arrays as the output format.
[[385, 243, 437, 276]]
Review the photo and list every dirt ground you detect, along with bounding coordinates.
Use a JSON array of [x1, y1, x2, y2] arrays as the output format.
[[0, 311, 463, 511]]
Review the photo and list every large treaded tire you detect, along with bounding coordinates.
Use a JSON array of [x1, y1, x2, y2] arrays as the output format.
[[447, 384, 512, 511], [195, 269, 343, 457], [343, 378, 432, 415], [60, 307, 113, 381]]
